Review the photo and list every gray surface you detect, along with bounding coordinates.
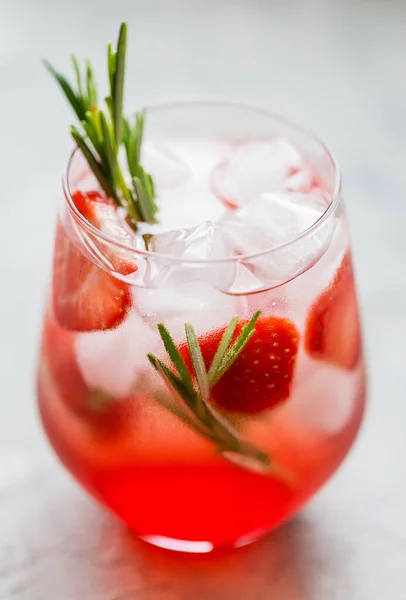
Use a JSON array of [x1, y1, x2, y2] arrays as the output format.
[[1, 0, 405, 598]]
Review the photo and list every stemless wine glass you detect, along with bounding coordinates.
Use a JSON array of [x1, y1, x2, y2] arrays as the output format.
[[37, 100, 366, 553]]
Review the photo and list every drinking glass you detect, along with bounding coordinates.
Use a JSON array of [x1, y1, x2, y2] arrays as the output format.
[[37, 101, 366, 552]]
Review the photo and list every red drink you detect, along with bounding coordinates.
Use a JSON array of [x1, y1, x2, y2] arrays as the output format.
[[37, 101, 365, 552]]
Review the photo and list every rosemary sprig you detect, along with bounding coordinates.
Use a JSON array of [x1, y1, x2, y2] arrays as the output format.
[[44, 22, 157, 229], [148, 311, 275, 475]]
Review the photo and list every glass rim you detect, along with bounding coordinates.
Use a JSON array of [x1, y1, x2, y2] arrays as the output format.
[[62, 97, 342, 265]]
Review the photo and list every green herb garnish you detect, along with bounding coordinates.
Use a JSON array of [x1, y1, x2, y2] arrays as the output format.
[[44, 22, 157, 230], [148, 311, 275, 474]]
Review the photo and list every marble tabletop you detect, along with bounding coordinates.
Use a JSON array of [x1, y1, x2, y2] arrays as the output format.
[[1, 0, 405, 598]]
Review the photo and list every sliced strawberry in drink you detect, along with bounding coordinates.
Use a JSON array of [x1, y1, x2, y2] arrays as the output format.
[[41, 313, 127, 433], [305, 251, 361, 370], [53, 190, 135, 332], [180, 316, 300, 414], [53, 222, 132, 332], [72, 190, 137, 276]]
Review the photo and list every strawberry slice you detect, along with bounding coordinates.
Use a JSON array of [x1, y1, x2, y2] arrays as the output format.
[[180, 316, 300, 414], [41, 313, 127, 432], [305, 251, 361, 370], [53, 190, 134, 332], [72, 190, 137, 276]]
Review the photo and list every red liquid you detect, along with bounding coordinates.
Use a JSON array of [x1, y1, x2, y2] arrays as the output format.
[[37, 311, 365, 548]]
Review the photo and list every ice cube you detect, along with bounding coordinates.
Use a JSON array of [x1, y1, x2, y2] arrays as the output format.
[[219, 190, 334, 291], [140, 139, 228, 231], [134, 281, 242, 340], [142, 140, 191, 189], [75, 312, 160, 397], [142, 221, 236, 289], [210, 139, 314, 208], [146, 221, 228, 259], [140, 190, 333, 294], [284, 354, 357, 435], [221, 191, 326, 251]]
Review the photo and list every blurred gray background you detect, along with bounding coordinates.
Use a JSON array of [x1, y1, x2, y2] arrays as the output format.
[[0, 0, 405, 598]]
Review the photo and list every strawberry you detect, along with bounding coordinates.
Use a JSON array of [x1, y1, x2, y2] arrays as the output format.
[[42, 313, 127, 432], [72, 190, 137, 276], [180, 316, 300, 414], [305, 251, 361, 370], [53, 190, 135, 332]]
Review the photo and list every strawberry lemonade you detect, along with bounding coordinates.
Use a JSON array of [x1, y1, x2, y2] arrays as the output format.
[[37, 24, 365, 551]]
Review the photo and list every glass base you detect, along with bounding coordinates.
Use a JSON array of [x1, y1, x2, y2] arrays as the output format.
[[139, 529, 269, 553]]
